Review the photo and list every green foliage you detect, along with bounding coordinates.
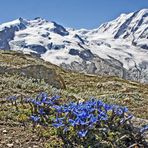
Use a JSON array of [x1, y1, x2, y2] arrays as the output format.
[[3, 93, 148, 147], [0, 50, 148, 147]]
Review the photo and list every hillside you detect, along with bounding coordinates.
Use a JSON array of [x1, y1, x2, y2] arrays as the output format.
[[0, 50, 148, 119], [0, 50, 148, 147]]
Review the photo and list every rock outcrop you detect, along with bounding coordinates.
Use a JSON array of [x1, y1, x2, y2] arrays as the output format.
[[0, 65, 66, 89]]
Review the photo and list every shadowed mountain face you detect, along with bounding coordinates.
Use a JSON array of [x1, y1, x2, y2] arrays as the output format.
[[0, 9, 148, 83]]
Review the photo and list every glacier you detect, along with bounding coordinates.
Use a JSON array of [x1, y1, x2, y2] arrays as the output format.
[[0, 9, 148, 83]]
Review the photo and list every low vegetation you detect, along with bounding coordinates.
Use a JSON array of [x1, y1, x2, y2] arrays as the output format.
[[1, 92, 148, 147], [0, 50, 148, 147]]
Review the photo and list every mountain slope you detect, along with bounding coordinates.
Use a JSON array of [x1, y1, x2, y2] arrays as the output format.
[[84, 9, 148, 41], [0, 9, 148, 83], [0, 50, 148, 147], [0, 50, 148, 119]]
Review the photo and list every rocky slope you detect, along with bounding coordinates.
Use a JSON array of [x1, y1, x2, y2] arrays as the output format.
[[0, 50, 148, 118], [0, 9, 148, 83], [0, 50, 148, 147]]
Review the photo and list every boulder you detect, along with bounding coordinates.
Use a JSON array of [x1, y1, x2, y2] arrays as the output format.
[[0, 65, 66, 89]]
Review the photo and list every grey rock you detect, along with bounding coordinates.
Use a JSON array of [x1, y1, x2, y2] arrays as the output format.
[[25, 44, 47, 54], [6, 143, 13, 147], [0, 19, 27, 50], [52, 44, 65, 50], [50, 21, 69, 36], [0, 65, 66, 89], [74, 34, 85, 44], [0, 39, 10, 50], [69, 49, 80, 56], [79, 49, 94, 61]]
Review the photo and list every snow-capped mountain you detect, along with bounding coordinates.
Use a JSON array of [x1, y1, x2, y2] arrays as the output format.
[[0, 9, 148, 83], [77, 8, 148, 49]]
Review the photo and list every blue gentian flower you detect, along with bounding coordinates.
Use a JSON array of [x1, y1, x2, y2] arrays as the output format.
[[74, 117, 81, 125], [89, 114, 98, 124], [77, 111, 89, 119], [52, 105, 62, 112], [140, 125, 148, 133], [63, 127, 69, 133], [54, 117, 65, 122], [116, 108, 124, 115], [122, 107, 128, 113], [52, 122, 64, 128], [7, 96, 17, 101], [36, 92, 47, 100], [24, 98, 33, 103], [39, 108, 46, 115], [33, 100, 42, 106], [97, 100, 104, 107], [103, 104, 113, 111], [30, 115, 40, 122], [44, 100, 54, 105], [50, 95, 61, 102], [52, 117, 65, 128], [78, 130, 88, 137], [98, 111, 108, 120], [69, 119, 75, 126]]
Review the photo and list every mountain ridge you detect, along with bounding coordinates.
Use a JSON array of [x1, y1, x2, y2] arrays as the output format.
[[0, 9, 148, 83]]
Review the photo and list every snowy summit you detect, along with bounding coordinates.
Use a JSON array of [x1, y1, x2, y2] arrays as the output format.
[[0, 9, 148, 83]]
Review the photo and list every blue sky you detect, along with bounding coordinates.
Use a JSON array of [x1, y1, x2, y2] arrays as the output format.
[[0, 0, 147, 29]]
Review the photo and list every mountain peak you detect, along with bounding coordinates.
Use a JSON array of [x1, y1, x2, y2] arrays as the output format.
[[138, 8, 148, 13], [34, 17, 45, 20], [0, 9, 148, 83], [0, 18, 29, 32], [85, 8, 148, 42]]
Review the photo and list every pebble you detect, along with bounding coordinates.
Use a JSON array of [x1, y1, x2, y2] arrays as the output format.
[[6, 143, 13, 147], [15, 139, 19, 143], [33, 145, 38, 148], [1, 141, 5, 144], [3, 129, 7, 134]]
